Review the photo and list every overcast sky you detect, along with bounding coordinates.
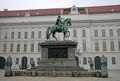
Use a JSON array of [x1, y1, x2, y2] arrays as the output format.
[[0, 0, 120, 10]]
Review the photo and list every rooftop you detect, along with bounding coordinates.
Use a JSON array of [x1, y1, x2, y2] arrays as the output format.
[[0, 5, 120, 17]]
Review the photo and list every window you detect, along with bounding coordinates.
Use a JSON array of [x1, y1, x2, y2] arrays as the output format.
[[38, 44, 41, 52], [24, 32, 28, 39], [102, 29, 105, 37], [31, 43, 34, 52], [18, 32, 21, 39], [17, 44, 20, 52], [25, 12, 30, 17], [4, 32, 7, 39], [112, 57, 116, 64], [10, 43, 13, 52], [94, 30, 98, 37], [95, 42, 99, 51], [3, 43, 7, 52], [37, 58, 40, 65], [109, 29, 113, 37], [31, 31, 34, 39], [16, 58, 19, 64], [118, 42, 120, 51], [110, 42, 114, 51], [73, 29, 77, 38], [11, 32, 14, 39], [82, 30, 86, 37], [103, 42, 107, 51], [24, 44, 27, 52], [38, 31, 41, 38], [83, 41, 86, 52], [117, 29, 120, 36], [83, 57, 87, 64]]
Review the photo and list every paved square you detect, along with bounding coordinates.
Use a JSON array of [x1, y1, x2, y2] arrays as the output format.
[[0, 70, 120, 81]]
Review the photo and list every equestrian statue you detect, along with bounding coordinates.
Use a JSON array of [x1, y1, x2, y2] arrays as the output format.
[[46, 16, 71, 40]]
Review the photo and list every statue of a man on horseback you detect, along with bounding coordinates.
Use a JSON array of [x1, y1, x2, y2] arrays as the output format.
[[46, 16, 71, 40]]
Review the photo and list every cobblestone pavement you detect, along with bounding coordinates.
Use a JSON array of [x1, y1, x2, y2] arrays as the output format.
[[0, 70, 120, 81]]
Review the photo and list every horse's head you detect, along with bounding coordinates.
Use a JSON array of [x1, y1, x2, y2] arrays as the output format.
[[63, 18, 72, 26]]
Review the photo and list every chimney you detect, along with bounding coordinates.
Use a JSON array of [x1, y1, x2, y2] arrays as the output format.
[[4, 9, 8, 11]]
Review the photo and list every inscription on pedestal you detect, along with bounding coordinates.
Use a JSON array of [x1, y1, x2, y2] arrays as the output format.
[[48, 48, 68, 58]]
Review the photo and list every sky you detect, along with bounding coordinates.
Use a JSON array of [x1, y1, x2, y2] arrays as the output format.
[[0, 0, 120, 10]]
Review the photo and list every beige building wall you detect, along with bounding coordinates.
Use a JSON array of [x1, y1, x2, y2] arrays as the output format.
[[0, 13, 120, 70]]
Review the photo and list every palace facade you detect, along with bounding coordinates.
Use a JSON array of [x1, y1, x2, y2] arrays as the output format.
[[0, 5, 120, 70]]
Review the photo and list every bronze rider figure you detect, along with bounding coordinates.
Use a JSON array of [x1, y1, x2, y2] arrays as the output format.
[[55, 16, 63, 31]]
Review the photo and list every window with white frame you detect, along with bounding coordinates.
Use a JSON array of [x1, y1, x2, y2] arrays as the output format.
[[18, 32, 21, 39], [31, 31, 34, 39], [83, 41, 86, 52], [11, 32, 14, 39], [94, 30, 98, 37], [4, 32, 7, 39], [24, 43, 27, 52], [17, 44, 20, 52], [110, 41, 114, 51], [95, 41, 99, 51], [38, 44, 41, 52], [24, 32, 28, 39], [102, 29, 106, 37], [10, 43, 13, 52], [109, 29, 113, 37], [3, 43, 7, 52], [112, 57, 116, 64], [103, 41, 107, 51], [82, 30, 86, 37], [16, 58, 19, 64], [31, 43, 34, 52], [38, 31, 41, 38]]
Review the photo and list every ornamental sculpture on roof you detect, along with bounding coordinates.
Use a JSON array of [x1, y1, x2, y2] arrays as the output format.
[[46, 16, 71, 40]]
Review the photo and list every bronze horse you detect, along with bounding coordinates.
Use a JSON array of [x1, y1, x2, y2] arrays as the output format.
[[46, 18, 71, 40]]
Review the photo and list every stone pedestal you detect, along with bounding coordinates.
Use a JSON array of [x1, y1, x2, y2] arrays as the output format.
[[38, 41, 78, 67]]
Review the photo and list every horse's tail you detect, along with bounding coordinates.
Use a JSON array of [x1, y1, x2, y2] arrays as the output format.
[[46, 27, 50, 40]]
